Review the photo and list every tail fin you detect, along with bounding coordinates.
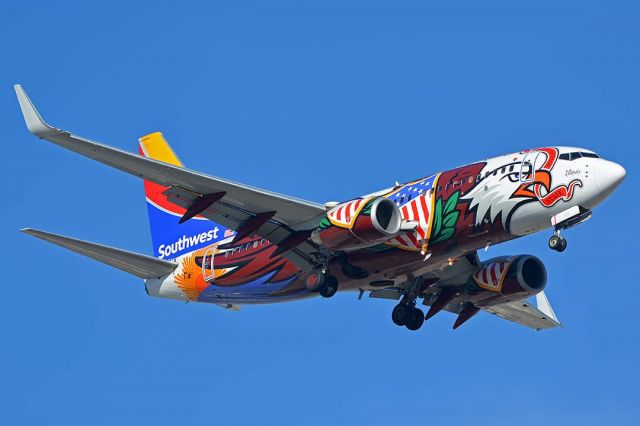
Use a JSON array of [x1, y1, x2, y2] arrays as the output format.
[[138, 132, 229, 259]]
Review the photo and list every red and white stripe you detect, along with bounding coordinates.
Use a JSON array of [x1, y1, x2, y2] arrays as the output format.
[[328, 198, 365, 228], [473, 261, 508, 291], [388, 193, 432, 250]]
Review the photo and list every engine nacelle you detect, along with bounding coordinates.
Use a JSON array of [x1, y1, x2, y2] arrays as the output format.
[[467, 255, 547, 306], [312, 197, 403, 251]]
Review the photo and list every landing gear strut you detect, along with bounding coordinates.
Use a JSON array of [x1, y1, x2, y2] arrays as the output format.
[[548, 229, 567, 252], [305, 270, 339, 298], [391, 298, 425, 331]]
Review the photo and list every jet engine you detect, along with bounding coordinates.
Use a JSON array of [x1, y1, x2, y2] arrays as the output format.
[[312, 197, 403, 251], [467, 255, 547, 306]]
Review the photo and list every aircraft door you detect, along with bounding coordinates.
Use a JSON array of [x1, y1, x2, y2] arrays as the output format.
[[520, 151, 539, 183], [202, 246, 216, 282]]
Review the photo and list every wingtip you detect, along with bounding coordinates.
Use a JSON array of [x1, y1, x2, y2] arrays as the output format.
[[14, 84, 57, 137]]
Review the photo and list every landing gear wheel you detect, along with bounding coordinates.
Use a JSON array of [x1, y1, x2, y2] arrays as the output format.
[[557, 237, 567, 252], [392, 303, 413, 326], [405, 308, 425, 331], [305, 271, 325, 292], [549, 235, 567, 252], [318, 275, 338, 298]]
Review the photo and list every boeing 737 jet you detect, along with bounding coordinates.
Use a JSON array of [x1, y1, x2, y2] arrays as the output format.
[[15, 85, 626, 331]]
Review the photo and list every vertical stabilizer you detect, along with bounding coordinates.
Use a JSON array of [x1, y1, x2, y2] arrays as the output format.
[[138, 132, 230, 259]]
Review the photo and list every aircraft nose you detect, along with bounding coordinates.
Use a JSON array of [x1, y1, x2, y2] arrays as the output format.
[[596, 160, 626, 197]]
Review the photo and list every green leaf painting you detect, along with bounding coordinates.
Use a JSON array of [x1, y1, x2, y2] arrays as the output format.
[[430, 191, 460, 244], [318, 216, 332, 230], [361, 199, 373, 216]]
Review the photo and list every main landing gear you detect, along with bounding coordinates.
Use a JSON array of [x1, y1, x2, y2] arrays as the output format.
[[305, 270, 339, 298], [548, 229, 567, 252], [391, 299, 425, 331]]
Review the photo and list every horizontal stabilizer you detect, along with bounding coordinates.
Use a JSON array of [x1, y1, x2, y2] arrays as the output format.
[[22, 228, 178, 279]]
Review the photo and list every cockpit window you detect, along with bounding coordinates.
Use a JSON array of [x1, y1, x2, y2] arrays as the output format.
[[559, 151, 599, 161]]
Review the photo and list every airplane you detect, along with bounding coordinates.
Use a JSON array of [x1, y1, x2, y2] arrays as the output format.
[[14, 84, 626, 331]]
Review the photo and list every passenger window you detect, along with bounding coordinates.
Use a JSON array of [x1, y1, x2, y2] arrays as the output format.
[[500, 167, 506, 174]]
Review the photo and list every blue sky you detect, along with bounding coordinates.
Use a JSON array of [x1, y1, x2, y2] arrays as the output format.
[[1, 1, 639, 424]]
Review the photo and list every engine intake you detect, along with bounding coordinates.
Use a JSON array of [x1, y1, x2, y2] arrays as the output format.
[[312, 197, 402, 251]]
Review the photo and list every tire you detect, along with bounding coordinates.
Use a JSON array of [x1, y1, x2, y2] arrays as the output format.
[[557, 237, 567, 252], [405, 308, 425, 331], [319, 275, 338, 298], [548, 235, 561, 250], [305, 271, 325, 292], [392, 304, 412, 326]]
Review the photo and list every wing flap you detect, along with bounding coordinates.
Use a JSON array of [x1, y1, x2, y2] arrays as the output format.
[[164, 186, 320, 271], [22, 228, 178, 279]]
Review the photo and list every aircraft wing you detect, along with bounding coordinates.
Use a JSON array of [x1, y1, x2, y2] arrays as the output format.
[[482, 292, 561, 330], [22, 228, 178, 279], [15, 85, 326, 271], [395, 252, 561, 330]]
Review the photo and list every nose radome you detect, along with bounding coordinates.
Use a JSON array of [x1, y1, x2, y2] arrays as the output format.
[[596, 160, 626, 196]]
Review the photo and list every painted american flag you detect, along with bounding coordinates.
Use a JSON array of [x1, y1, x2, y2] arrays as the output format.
[[327, 198, 367, 228], [387, 174, 438, 250]]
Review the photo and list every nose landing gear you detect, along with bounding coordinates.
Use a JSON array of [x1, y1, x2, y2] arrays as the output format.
[[548, 206, 592, 253], [548, 230, 567, 252]]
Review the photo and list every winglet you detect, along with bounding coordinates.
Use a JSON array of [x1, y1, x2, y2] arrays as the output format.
[[535, 291, 560, 324], [14, 84, 59, 138]]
